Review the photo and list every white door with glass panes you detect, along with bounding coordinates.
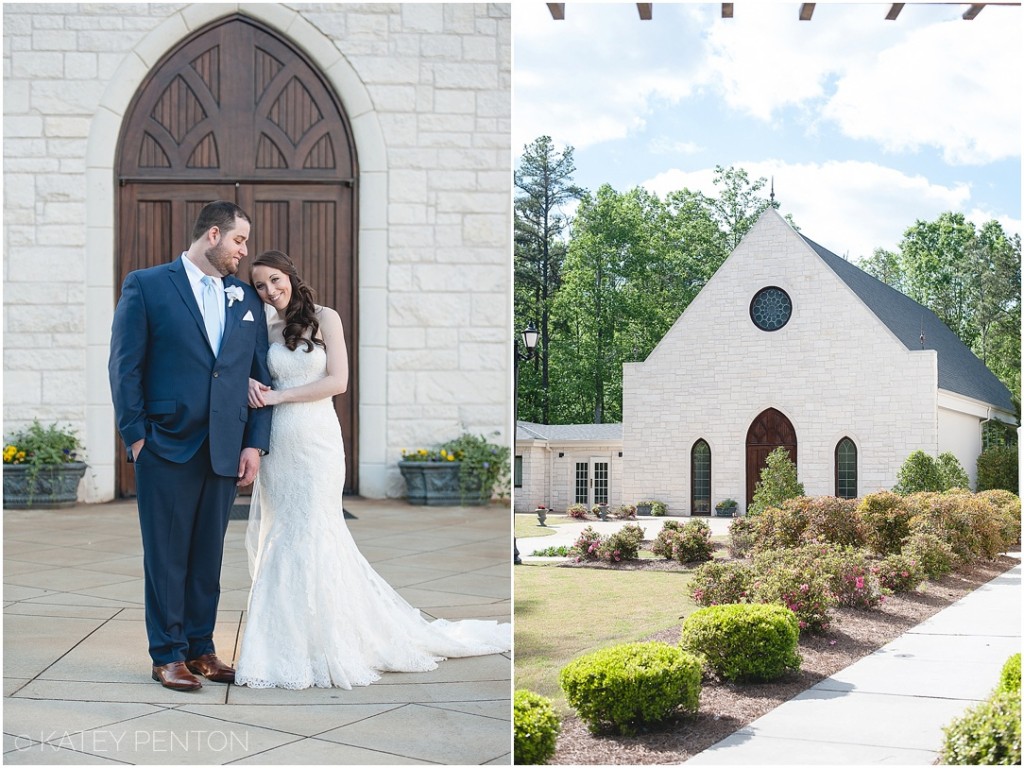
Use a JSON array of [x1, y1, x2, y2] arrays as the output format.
[[574, 457, 610, 508]]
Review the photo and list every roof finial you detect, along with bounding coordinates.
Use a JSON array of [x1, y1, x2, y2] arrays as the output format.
[[769, 176, 775, 204]]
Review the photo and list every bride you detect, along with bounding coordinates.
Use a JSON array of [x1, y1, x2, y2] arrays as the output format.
[[235, 249, 511, 689]]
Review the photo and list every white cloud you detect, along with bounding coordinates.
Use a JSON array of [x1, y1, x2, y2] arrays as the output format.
[[642, 160, 976, 260], [822, 14, 1022, 164]]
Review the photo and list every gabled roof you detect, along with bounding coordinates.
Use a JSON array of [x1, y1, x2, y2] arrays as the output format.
[[517, 421, 623, 442], [802, 234, 1016, 416]]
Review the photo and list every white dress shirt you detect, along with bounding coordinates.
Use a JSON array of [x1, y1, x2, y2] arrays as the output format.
[[180, 253, 226, 329]]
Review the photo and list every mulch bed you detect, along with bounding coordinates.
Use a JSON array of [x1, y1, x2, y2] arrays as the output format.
[[550, 550, 1019, 765]]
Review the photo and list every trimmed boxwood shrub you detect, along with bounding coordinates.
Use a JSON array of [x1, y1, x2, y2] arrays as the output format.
[[558, 642, 702, 735], [940, 689, 1021, 765], [858, 491, 913, 555], [998, 653, 1021, 694], [680, 603, 801, 682], [689, 561, 753, 606], [513, 689, 560, 765]]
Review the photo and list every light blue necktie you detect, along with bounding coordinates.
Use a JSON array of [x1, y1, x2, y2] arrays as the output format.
[[201, 275, 223, 356]]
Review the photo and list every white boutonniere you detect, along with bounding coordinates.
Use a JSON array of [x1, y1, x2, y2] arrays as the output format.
[[224, 285, 245, 308]]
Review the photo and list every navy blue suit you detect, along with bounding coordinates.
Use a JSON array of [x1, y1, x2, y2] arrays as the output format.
[[109, 256, 272, 666]]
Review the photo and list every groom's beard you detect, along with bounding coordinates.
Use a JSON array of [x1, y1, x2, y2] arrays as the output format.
[[205, 240, 238, 277]]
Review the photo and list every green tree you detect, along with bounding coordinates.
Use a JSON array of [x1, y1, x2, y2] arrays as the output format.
[[514, 136, 581, 424], [748, 447, 804, 516]]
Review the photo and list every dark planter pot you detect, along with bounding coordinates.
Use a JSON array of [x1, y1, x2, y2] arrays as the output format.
[[398, 461, 490, 506], [3, 462, 87, 509], [637, 503, 652, 516], [715, 506, 737, 518]]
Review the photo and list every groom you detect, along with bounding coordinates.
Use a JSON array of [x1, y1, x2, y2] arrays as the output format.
[[109, 201, 273, 691]]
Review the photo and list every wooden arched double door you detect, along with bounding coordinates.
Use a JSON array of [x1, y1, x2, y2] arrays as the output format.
[[115, 15, 358, 497], [745, 408, 797, 506]]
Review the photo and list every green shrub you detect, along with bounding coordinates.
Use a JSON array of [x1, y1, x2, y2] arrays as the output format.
[[680, 604, 801, 682], [858, 491, 913, 555], [652, 519, 714, 564], [530, 544, 572, 557], [559, 642, 702, 735], [907, 492, 1005, 564], [894, 450, 944, 494], [874, 551, 925, 593], [689, 561, 753, 606], [903, 531, 955, 580], [649, 500, 667, 516], [728, 516, 757, 558], [940, 689, 1021, 765], [802, 496, 865, 548], [976, 490, 1022, 548], [513, 690, 560, 765], [752, 500, 809, 551], [599, 523, 644, 562], [749, 447, 804, 516], [998, 654, 1021, 694], [937, 452, 971, 491], [977, 445, 1018, 493]]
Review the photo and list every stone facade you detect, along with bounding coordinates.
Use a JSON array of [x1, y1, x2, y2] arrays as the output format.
[[2, 3, 511, 502], [622, 209, 995, 515], [514, 423, 624, 513]]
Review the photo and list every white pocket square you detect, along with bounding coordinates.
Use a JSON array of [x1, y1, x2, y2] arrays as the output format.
[[242, 310, 255, 322]]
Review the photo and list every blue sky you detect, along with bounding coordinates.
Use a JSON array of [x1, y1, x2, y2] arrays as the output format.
[[513, 2, 1022, 262]]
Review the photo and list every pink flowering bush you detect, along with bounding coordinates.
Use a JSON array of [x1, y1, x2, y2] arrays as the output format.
[[749, 564, 835, 634], [903, 531, 955, 579], [875, 552, 925, 593], [689, 561, 753, 607], [652, 519, 714, 564], [752, 500, 809, 551], [612, 504, 638, 520], [566, 503, 589, 520], [571, 526, 604, 562], [757, 544, 884, 610], [598, 523, 644, 562]]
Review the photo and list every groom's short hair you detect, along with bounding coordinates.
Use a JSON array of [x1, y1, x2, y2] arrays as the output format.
[[191, 201, 251, 243]]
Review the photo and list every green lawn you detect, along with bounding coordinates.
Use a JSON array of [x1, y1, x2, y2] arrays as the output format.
[[514, 564, 697, 712], [515, 512, 570, 539]]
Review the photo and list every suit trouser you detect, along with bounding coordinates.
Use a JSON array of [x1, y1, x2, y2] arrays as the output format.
[[134, 440, 238, 666]]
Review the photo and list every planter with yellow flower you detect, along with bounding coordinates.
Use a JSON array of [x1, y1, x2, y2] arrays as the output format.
[[3, 420, 88, 509], [399, 432, 510, 506]]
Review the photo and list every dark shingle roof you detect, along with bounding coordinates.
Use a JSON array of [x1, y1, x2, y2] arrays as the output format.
[[802, 234, 1016, 416], [516, 421, 623, 442]]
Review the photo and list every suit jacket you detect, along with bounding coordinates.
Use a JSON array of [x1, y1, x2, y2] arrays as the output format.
[[108, 256, 272, 477]]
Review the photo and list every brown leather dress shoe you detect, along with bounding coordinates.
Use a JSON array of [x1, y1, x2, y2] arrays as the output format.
[[186, 653, 235, 684], [152, 661, 202, 691]]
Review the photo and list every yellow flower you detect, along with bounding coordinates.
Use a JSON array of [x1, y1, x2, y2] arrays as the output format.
[[447, 454, 455, 461]]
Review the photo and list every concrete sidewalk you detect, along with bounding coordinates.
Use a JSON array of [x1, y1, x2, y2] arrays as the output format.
[[686, 555, 1022, 765], [3, 498, 511, 765]]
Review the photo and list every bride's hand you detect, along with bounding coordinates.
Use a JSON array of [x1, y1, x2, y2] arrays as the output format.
[[262, 387, 284, 407], [248, 377, 272, 408]]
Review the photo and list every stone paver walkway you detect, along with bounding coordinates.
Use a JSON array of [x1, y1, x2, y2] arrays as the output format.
[[4, 498, 511, 765]]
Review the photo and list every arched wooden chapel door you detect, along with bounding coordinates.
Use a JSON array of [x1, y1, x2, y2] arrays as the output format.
[[115, 15, 358, 497], [745, 408, 797, 506]]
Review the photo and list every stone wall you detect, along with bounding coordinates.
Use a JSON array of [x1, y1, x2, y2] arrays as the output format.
[[2, 3, 511, 501], [622, 210, 939, 514]]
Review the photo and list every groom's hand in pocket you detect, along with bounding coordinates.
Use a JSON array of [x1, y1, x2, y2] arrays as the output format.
[[237, 447, 261, 486]]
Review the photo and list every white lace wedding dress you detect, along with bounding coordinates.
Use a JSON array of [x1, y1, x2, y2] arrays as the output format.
[[235, 343, 511, 689]]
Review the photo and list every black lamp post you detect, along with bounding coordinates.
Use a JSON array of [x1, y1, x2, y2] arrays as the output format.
[[513, 323, 539, 566]]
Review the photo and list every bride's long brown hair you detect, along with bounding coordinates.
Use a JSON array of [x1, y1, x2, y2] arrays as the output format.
[[249, 250, 325, 352]]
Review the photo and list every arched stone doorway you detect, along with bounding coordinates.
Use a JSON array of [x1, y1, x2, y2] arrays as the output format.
[[745, 408, 797, 506], [114, 14, 358, 497]]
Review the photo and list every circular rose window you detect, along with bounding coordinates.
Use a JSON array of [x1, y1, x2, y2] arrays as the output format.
[[750, 286, 792, 331]]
